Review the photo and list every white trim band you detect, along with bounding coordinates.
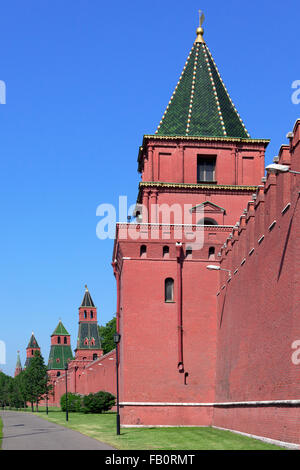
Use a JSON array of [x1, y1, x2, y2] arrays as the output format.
[[120, 400, 300, 407]]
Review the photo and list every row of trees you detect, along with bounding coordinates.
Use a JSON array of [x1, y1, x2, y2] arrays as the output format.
[[0, 316, 116, 410], [0, 352, 52, 411]]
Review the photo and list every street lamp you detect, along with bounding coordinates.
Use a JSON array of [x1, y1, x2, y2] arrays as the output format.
[[266, 163, 300, 175], [64, 362, 69, 422], [113, 332, 121, 435], [206, 265, 231, 277]]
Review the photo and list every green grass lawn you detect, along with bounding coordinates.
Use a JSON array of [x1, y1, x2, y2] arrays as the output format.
[[20, 408, 284, 450]]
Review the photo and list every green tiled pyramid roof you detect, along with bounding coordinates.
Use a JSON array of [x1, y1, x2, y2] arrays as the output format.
[[155, 27, 250, 139], [15, 351, 22, 369], [47, 344, 74, 370], [81, 285, 95, 308], [27, 333, 40, 349], [76, 323, 102, 350], [51, 320, 70, 336]]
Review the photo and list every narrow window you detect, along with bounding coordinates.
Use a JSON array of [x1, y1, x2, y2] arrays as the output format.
[[31, 349, 34, 355], [90, 310, 94, 319], [140, 245, 147, 257], [57, 337, 61, 344], [209, 246, 215, 260], [57, 371, 61, 377], [186, 246, 193, 258], [84, 310, 87, 319], [165, 278, 174, 302], [163, 246, 169, 257], [197, 156, 216, 183], [93, 353, 98, 361], [64, 337, 67, 344]]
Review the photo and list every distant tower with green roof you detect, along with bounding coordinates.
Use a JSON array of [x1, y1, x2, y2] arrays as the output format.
[[74, 285, 103, 362], [24, 332, 40, 369], [47, 320, 74, 378], [14, 351, 22, 377]]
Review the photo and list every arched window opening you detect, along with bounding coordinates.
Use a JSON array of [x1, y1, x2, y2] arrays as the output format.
[[84, 310, 87, 319], [57, 337, 61, 344], [93, 353, 98, 361], [64, 336, 67, 344], [90, 310, 94, 319], [163, 246, 169, 258], [197, 217, 218, 226], [208, 246, 215, 260], [165, 278, 174, 302], [140, 245, 147, 257], [57, 371, 61, 377], [31, 349, 34, 356], [84, 338, 89, 346]]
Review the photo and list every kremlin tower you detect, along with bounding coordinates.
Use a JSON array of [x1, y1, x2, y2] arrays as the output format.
[[14, 351, 22, 377], [47, 320, 74, 378], [74, 285, 103, 362], [112, 15, 269, 425], [24, 332, 40, 368]]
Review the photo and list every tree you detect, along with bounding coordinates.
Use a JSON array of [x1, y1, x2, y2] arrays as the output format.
[[0, 372, 12, 408], [98, 316, 116, 354], [23, 351, 52, 411]]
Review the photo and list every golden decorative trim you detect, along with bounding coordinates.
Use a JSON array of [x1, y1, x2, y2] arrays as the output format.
[[143, 134, 270, 145], [139, 181, 257, 191]]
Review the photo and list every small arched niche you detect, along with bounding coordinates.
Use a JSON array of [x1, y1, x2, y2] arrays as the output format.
[[208, 246, 215, 260], [140, 245, 147, 258], [163, 246, 169, 258], [197, 217, 218, 226]]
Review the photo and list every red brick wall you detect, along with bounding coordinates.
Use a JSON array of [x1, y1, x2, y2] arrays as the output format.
[[47, 350, 116, 407], [213, 120, 300, 444]]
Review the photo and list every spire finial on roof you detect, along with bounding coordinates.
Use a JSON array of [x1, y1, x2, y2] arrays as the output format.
[[85, 284, 88, 292], [195, 9, 205, 43]]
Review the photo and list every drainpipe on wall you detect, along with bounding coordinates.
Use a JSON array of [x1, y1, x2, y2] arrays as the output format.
[[112, 260, 120, 364], [176, 242, 184, 373]]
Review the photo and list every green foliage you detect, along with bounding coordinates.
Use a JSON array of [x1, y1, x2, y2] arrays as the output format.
[[98, 316, 116, 354], [23, 351, 52, 409], [0, 372, 13, 408], [60, 393, 82, 412], [82, 391, 115, 414]]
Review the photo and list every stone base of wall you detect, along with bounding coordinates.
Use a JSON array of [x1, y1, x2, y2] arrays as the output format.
[[120, 405, 213, 426], [213, 405, 300, 446]]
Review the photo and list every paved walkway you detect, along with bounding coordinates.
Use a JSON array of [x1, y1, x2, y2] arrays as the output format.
[[0, 411, 115, 450]]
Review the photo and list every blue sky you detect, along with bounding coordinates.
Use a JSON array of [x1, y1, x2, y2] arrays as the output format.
[[0, 0, 299, 376]]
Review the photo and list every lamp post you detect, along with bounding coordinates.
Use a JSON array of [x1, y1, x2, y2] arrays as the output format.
[[46, 393, 48, 415], [206, 265, 231, 277], [113, 332, 121, 435], [64, 362, 69, 422], [265, 163, 300, 175]]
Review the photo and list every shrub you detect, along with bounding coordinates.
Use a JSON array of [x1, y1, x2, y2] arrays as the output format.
[[82, 391, 115, 414], [60, 392, 82, 412]]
